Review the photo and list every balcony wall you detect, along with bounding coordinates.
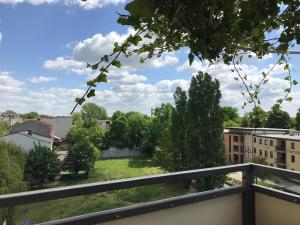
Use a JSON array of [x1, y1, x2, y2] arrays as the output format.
[[99, 194, 242, 225], [256, 192, 300, 225]]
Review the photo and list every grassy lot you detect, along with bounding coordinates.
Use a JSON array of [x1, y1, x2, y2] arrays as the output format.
[[15, 158, 191, 224]]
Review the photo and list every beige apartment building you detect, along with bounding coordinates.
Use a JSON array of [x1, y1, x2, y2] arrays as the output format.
[[224, 127, 300, 171]]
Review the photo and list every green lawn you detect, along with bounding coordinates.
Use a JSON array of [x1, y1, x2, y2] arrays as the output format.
[[15, 158, 190, 224]]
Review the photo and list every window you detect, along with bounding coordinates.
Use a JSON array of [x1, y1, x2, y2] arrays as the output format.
[[233, 136, 239, 142], [264, 139, 267, 145], [233, 145, 239, 152], [240, 146, 244, 152], [240, 136, 244, 143], [259, 139, 262, 144], [270, 140, 273, 146], [291, 142, 295, 149], [254, 137, 256, 143], [264, 150, 268, 158], [270, 151, 273, 158], [259, 150, 262, 156], [291, 155, 295, 163], [254, 147, 256, 154]]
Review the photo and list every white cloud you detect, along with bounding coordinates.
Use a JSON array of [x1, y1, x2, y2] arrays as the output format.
[[0, 0, 124, 8], [29, 76, 57, 83], [65, 0, 126, 9], [0, 0, 57, 5], [0, 71, 23, 94], [0, 33, 2, 44]]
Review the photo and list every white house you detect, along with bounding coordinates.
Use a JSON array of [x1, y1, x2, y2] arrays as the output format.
[[0, 120, 55, 152]]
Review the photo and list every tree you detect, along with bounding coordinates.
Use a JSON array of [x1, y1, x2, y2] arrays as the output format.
[[296, 108, 300, 131], [107, 115, 129, 148], [0, 121, 10, 136], [186, 72, 225, 191], [81, 103, 107, 127], [22, 111, 39, 119], [72, 0, 299, 111], [25, 144, 61, 186], [222, 106, 241, 128], [265, 104, 291, 129], [72, 139, 99, 175], [248, 107, 268, 128], [0, 140, 26, 225], [171, 87, 188, 171], [126, 112, 149, 150], [71, 112, 84, 127]]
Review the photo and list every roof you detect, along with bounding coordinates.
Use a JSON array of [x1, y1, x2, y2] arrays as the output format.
[[226, 127, 292, 132], [42, 117, 73, 138], [11, 120, 54, 138], [255, 133, 300, 141]]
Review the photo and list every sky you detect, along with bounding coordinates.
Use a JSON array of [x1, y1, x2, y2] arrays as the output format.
[[0, 0, 299, 116]]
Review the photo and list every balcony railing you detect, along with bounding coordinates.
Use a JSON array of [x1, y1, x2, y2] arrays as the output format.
[[1, 164, 300, 225], [276, 145, 286, 152]]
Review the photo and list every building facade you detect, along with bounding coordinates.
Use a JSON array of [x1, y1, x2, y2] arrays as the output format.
[[224, 127, 300, 171]]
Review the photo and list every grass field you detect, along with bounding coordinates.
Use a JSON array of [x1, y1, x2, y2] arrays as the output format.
[[15, 158, 190, 224]]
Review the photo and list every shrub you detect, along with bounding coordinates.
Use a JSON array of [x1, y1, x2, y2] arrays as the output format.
[[25, 144, 61, 186], [72, 139, 99, 176]]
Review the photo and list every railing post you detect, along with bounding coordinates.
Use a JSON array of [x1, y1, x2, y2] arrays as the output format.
[[242, 164, 255, 225]]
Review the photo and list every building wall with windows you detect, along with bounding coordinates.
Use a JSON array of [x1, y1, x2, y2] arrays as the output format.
[[253, 137, 277, 167], [286, 140, 300, 171]]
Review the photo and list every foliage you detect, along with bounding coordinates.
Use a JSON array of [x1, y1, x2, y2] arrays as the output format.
[[81, 103, 107, 127], [126, 112, 149, 149], [247, 106, 268, 128], [22, 111, 39, 120], [265, 104, 291, 128], [107, 115, 129, 148], [73, 0, 299, 112], [186, 72, 226, 191], [72, 139, 99, 175], [0, 140, 27, 225], [25, 144, 61, 186], [222, 106, 241, 127], [0, 120, 10, 137], [296, 108, 300, 131], [71, 112, 84, 127]]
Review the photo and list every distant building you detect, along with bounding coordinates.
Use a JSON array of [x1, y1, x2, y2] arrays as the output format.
[[100, 120, 111, 129], [42, 117, 73, 139], [0, 120, 56, 151], [0, 110, 22, 125], [224, 127, 300, 171]]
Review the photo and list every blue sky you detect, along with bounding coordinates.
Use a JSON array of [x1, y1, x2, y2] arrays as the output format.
[[0, 0, 299, 116]]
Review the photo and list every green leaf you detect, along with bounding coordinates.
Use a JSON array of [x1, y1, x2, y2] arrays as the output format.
[[75, 97, 85, 105], [286, 97, 293, 102], [113, 42, 121, 52], [133, 35, 142, 46], [112, 60, 122, 68], [276, 43, 289, 52], [87, 80, 96, 87], [263, 79, 268, 84], [96, 74, 107, 83], [87, 89, 96, 98], [101, 55, 109, 62], [293, 80, 298, 85], [188, 53, 194, 65], [234, 77, 239, 81], [284, 64, 289, 70], [91, 63, 99, 70]]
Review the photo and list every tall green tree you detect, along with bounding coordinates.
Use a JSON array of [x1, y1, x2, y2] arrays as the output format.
[[296, 108, 300, 131], [171, 87, 188, 171], [81, 103, 107, 127], [265, 104, 291, 129], [186, 72, 225, 191], [22, 111, 39, 119], [0, 141, 26, 225]]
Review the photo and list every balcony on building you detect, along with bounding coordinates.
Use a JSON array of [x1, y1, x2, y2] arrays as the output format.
[[276, 140, 286, 153], [1, 164, 300, 225]]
